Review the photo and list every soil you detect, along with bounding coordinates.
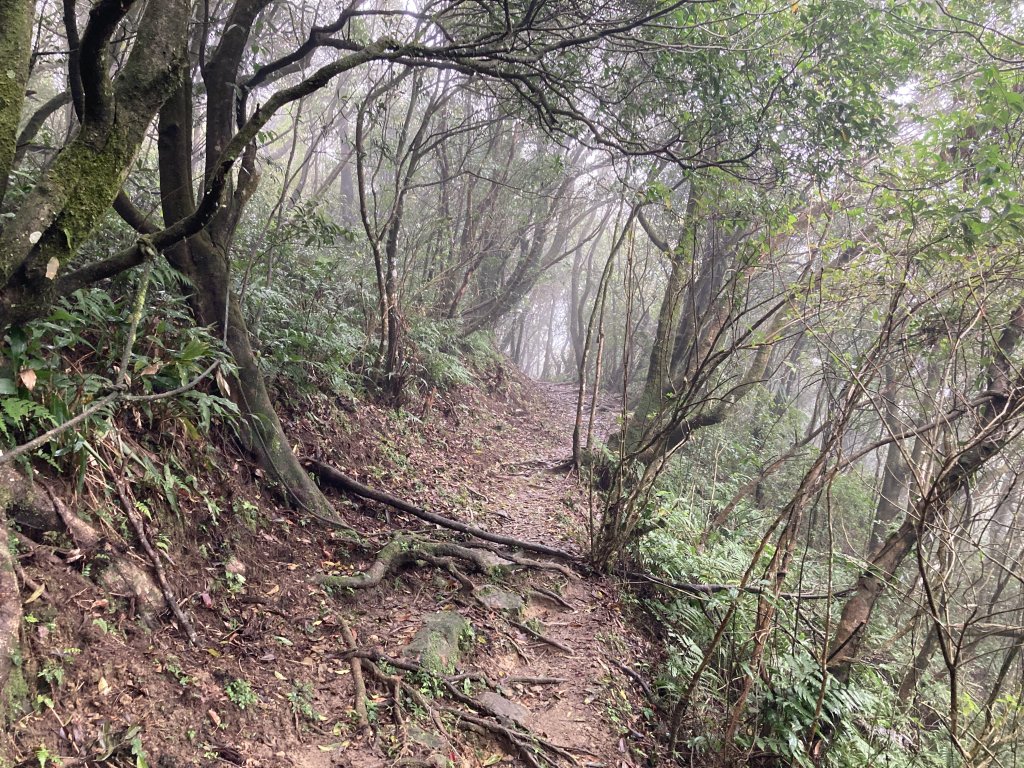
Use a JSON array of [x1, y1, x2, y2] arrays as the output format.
[[4, 374, 656, 768]]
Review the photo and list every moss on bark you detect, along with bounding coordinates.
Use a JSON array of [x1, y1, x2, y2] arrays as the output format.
[[0, 0, 33, 208]]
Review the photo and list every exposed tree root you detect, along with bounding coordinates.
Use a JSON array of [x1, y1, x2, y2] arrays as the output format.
[[113, 476, 198, 644], [339, 617, 373, 741], [352, 647, 578, 768], [320, 534, 510, 592], [304, 459, 578, 562], [530, 587, 574, 609], [48, 493, 165, 620], [510, 620, 575, 654], [462, 541, 578, 578]]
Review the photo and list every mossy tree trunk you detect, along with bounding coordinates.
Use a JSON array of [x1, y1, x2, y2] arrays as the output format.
[[0, 494, 28, 725], [0, 0, 189, 329], [0, 0, 33, 208], [155, 5, 343, 524]]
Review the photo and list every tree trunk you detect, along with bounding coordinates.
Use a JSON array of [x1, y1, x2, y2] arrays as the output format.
[[0, 0, 34, 208], [0, 0, 188, 328], [157, 81, 340, 525]]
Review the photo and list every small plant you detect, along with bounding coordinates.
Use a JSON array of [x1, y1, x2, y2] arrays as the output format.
[[225, 678, 258, 710], [38, 659, 66, 689], [232, 497, 263, 530], [128, 732, 150, 768], [223, 571, 246, 596], [35, 744, 56, 768], [287, 681, 325, 722], [410, 668, 445, 699], [163, 657, 192, 687]]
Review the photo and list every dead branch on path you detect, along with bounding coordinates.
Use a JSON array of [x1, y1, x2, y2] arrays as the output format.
[[113, 475, 198, 644]]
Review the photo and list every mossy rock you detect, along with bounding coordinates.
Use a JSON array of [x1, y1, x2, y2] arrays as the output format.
[[402, 611, 472, 675]]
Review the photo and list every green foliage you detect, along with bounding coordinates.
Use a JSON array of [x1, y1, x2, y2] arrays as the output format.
[[405, 319, 475, 390], [224, 678, 258, 710], [629, 387, 929, 766], [247, 279, 368, 399], [287, 682, 325, 722], [742, 652, 884, 767], [0, 263, 236, 470]]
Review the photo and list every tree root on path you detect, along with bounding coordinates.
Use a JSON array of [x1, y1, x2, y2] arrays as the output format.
[[461, 541, 578, 579], [349, 648, 578, 768], [339, 618, 374, 741], [319, 534, 511, 592], [510, 619, 575, 654], [304, 458, 579, 562]]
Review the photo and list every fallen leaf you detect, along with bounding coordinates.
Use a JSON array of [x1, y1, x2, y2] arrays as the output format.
[[23, 584, 45, 605], [208, 709, 221, 727], [265, 584, 280, 596], [18, 368, 36, 390], [215, 368, 231, 397], [45, 257, 59, 280], [97, 676, 110, 695]]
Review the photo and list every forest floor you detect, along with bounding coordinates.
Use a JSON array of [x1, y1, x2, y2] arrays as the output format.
[[5, 373, 660, 768]]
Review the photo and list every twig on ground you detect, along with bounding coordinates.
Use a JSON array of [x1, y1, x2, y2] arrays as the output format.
[[610, 658, 659, 710]]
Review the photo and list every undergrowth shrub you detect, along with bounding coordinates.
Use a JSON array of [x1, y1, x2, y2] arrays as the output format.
[[629, 388, 918, 767], [234, 200, 506, 404], [246, 279, 368, 400], [0, 262, 236, 474]]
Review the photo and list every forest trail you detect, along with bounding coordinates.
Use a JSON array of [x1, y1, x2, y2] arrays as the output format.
[[287, 377, 649, 768], [7, 375, 653, 768]]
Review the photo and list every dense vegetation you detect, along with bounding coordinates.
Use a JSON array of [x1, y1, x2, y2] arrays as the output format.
[[3, 0, 1024, 766]]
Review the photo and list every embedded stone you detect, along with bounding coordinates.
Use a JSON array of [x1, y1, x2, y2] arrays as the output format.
[[474, 585, 524, 615], [476, 691, 531, 727], [402, 611, 472, 674]]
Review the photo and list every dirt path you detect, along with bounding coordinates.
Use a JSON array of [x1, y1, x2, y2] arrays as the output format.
[[5, 376, 653, 768], [289, 377, 648, 768]]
